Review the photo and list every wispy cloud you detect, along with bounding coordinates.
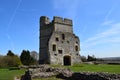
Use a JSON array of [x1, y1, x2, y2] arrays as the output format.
[[104, 6, 114, 21], [101, 20, 113, 26], [86, 1, 120, 47], [82, 22, 120, 47], [6, 34, 15, 51], [5, 0, 22, 51], [52, 0, 80, 18], [18, 9, 38, 12], [7, 0, 22, 31], [104, 1, 120, 21]]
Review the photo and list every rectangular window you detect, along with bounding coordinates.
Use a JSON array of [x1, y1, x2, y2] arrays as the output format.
[[75, 46, 78, 51], [56, 37, 59, 41], [62, 34, 65, 40], [53, 44, 56, 51], [58, 50, 62, 54]]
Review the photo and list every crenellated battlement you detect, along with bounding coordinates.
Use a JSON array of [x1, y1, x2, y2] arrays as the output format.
[[53, 16, 72, 26], [40, 16, 72, 26], [40, 16, 73, 33]]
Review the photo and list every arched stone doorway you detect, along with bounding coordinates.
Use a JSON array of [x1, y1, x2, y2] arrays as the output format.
[[63, 56, 71, 66]]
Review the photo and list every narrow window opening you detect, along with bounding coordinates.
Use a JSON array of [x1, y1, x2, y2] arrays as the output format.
[[62, 34, 65, 40], [76, 53, 79, 56], [58, 50, 62, 54], [53, 44, 56, 51], [76, 41, 78, 44], [75, 46, 78, 51], [56, 37, 59, 41]]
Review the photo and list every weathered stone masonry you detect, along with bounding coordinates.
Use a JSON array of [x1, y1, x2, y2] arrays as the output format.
[[39, 16, 81, 65]]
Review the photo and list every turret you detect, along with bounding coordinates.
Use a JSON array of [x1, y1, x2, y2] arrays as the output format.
[[40, 16, 50, 27]]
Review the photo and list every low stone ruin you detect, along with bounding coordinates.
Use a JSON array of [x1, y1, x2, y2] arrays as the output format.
[[59, 72, 120, 80], [28, 65, 72, 78], [21, 65, 120, 80]]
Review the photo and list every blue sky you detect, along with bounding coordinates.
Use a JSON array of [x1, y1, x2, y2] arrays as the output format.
[[0, 0, 120, 57]]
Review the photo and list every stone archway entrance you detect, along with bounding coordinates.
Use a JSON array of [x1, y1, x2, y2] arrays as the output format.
[[63, 56, 71, 66]]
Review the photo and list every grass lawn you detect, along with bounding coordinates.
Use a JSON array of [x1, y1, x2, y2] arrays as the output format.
[[51, 64, 120, 74], [33, 64, 120, 80], [65, 64, 120, 74], [0, 64, 120, 80], [0, 68, 25, 80]]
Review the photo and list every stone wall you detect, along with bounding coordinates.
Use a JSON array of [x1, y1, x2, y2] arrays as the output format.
[[53, 16, 72, 26], [53, 16, 73, 33], [21, 65, 120, 80], [39, 16, 81, 65], [49, 32, 81, 65], [39, 16, 53, 64]]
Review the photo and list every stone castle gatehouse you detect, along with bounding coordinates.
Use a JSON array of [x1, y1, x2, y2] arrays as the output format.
[[39, 16, 81, 65]]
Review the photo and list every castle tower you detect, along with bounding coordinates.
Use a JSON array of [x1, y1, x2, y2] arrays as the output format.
[[39, 16, 81, 65]]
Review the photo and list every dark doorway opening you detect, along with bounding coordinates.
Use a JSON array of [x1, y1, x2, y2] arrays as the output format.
[[63, 56, 71, 66]]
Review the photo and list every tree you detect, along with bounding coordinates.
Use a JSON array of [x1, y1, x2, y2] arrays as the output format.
[[20, 50, 30, 65], [0, 55, 21, 67], [7, 50, 14, 56], [30, 51, 39, 61], [0, 55, 6, 67], [20, 50, 36, 65], [12, 55, 22, 66], [87, 55, 96, 61], [0, 51, 21, 67], [81, 56, 87, 62]]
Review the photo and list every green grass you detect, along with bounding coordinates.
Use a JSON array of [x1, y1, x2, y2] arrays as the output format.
[[33, 64, 120, 80], [0, 64, 120, 80], [64, 64, 120, 74], [51, 64, 120, 74], [0, 68, 25, 80]]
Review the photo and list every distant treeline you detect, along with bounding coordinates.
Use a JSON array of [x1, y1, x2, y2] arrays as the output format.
[[97, 57, 120, 61]]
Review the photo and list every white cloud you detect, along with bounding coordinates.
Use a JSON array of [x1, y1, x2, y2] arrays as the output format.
[[81, 23, 120, 57], [104, 6, 114, 21], [7, 0, 22, 31], [82, 22, 120, 47], [108, 37, 120, 43], [104, 1, 120, 21], [101, 20, 113, 26]]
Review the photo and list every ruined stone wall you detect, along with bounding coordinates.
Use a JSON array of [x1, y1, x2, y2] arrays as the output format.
[[49, 32, 81, 65], [53, 16, 73, 33], [39, 16, 81, 65], [39, 16, 53, 64]]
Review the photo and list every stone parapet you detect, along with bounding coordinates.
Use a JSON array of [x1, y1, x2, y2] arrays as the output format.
[[53, 16, 72, 26]]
